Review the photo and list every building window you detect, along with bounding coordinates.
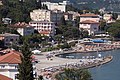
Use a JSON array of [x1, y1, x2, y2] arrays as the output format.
[[10, 39, 13, 41], [15, 66, 18, 69], [94, 28, 97, 30], [6, 39, 8, 41], [1, 65, 5, 68], [83, 24, 87, 26], [15, 74, 19, 79]]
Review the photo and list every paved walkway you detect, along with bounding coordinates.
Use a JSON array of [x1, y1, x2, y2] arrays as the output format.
[[35, 53, 112, 80], [35, 53, 80, 74]]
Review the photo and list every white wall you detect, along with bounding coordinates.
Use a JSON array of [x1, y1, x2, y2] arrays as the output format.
[[0, 63, 36, 80], [42, 2, 66, 12], [80, 17, 100, 22], [79, 23, 99, 35], [0, 64, 18, 80]]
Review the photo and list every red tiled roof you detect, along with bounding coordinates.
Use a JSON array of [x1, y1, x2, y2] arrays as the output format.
[[0, 74, 12, 80], [80, 20, 99, 24], [80, 13, 98, 17], [11, 22, 33, 28], [0, 50, 21, 64]]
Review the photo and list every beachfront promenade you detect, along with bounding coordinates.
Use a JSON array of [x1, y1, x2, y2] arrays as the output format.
[[35, 51, 113, 80], [34, 42, 120, 80]]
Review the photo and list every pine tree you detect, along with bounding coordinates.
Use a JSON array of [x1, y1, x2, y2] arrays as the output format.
[[18, 39, 33, 80]]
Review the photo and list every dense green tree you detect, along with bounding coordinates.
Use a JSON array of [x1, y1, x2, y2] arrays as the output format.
[[55, 34, 63, 43], [59, 16, 66, 25], [18, 39, 33, 80], [0, 40, 4, 47], [0, 24, 19, 34], [0, 0, 38, 23], [55, 68, 91, 80], [57, 24, 80, 40], [36, 0, 42, 9], [80, 28, 89, 38], [38, 75, 43, 80], [107, 20, 120, 38], [74, 16, 80, 27], [66, 5, 79, 12], [112, 13, 118, 20], [99, 20, 107, 31]]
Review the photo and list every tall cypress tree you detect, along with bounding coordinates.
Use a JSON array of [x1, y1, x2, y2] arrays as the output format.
[[18, 39, 33, 80]]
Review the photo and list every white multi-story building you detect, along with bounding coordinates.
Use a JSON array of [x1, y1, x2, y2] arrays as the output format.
[[30, 9, 63, 24], [0, 49, 36, 80], [30, 9, 51, 21], [0, 33, 19, 47], [79, 13, 100, 35], [42, 0, 72, 12], [79, 20, 99, 35], [29, 21, 56, 37], [13, 22, 34, 36]]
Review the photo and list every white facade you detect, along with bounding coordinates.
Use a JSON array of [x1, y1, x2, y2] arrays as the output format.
[[80, 22, 99, 35], [30, 9, 63, 24], [30, 9, 51, 21], [0, 33, 19, 47], [29, 21, 56, 37], [13, 22, 34, 36], [80, 13, 100, 22], [79, 13, 100, 35], [0, 63, 36, 80], [42, 1, 66, 12], [0, 64, 18, 80], [0, 50, 36, 80], [17, 27, 34, 36]]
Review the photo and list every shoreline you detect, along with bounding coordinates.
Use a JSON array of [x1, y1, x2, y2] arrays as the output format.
[[55, 48, 116, 56], [51, 56, 113, 80], [37, 55, 113, 80], [36, 42, 118, 80]]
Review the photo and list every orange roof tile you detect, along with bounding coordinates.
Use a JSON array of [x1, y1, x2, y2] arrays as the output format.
[[80, 20, 99, 24], [80, 13, 98, 17], [0, 74, 12, 80], [11, 22, 33, 28], [0, 50, 21, 64]]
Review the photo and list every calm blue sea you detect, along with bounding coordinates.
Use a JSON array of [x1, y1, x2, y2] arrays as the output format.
[[58, 49, 120, 80], [90, 49, 120, 80]]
